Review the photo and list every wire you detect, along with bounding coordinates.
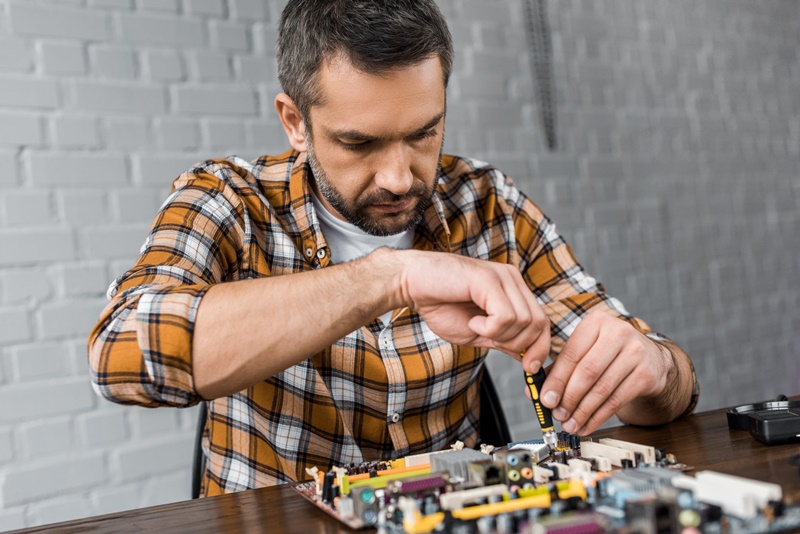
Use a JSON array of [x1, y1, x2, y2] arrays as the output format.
[[524, 0, 557, 151]]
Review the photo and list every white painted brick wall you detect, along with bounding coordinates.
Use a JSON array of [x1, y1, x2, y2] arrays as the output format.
[[71, 81, 167, 114], [7, 4, 110, 41], [52, 116, 101, 149], [118, 14, 205, 47], [0, 113, 43, 147], [0, 37, 31, 72], [0, 0, 797, 530], [9, 343, 70, 382], [90, 46, 138, 81], [0, 229, 76, 265], [143, 49, 185, 82], [58, 190, 110, 226], [0, 77, 59, 109], [38, 41, 87, 76], [0, 152, 17, 187], [28, 153, 130, 187], [174, 86, 258, 115], [0, 270, 52, 305], [0, 191, 55, 227]]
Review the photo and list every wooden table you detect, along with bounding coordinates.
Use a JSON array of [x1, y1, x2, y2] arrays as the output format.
[[12, 402, 800, 533]]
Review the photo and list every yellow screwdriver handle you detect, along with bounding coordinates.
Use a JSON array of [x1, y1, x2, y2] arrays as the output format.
[[524, 369, 554, 432]]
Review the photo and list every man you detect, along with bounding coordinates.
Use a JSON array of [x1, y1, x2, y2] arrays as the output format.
[[89, 0, 698, 496]]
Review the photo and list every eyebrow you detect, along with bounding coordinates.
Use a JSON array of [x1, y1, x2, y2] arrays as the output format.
[[328, 111, 445, 143]]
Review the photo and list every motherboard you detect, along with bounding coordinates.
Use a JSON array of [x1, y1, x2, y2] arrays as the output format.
[[292, 433, 800, 533]]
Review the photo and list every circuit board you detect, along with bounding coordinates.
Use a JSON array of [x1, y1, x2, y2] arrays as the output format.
[[291, 433, 800, 533]]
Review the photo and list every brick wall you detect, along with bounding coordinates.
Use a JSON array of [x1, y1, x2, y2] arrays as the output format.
[[0, 0, 797, 529]]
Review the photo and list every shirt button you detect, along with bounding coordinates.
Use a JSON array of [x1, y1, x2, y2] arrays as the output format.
[[390, 412, 401, 423], [316, 248, 326, 259], [305, 247, 313, 258]]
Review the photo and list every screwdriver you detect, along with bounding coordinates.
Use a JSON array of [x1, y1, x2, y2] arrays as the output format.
[[524, 368, 558, 451]]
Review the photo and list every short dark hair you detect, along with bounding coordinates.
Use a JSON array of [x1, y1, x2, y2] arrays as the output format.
[[277, 0, 454, 121]]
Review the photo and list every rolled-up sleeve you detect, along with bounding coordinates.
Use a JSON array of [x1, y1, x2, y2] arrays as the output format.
[[88, 169, 246, 407]]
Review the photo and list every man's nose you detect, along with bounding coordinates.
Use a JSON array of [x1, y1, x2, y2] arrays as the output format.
[[373, 143, 413, 195]]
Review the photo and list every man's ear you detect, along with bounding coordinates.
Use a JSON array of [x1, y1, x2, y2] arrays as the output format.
[[275, 93, 308, 152]]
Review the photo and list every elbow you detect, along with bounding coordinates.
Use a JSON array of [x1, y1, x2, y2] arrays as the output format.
[[87, 318, 200, 409]]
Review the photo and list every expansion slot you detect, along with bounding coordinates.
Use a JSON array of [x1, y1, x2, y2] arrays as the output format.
[[340, 466, 431, 494], [598, 437, 656, 464], [580, 441, 636, 467], [438, 484, 509, 511], [672, 470, 782, 519]]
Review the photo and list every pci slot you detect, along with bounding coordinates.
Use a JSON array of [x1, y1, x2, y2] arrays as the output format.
[[598, 438, 656, 464], [580, 441, 636, 467]]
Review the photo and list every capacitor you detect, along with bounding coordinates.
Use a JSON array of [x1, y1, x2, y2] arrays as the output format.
[[322, 471, 336, 504]]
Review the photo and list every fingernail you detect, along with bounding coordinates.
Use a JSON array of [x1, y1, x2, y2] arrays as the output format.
[[527, 360, 541, 374], [542, 391, 558, 407], [562, 418, 576, 433], [552, 407, 568, 421]]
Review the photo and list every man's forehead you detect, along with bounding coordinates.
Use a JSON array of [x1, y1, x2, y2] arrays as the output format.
[[310, 55, 445, 136]]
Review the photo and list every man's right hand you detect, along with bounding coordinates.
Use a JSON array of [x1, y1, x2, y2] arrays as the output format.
[[388, 248, 550, 370]]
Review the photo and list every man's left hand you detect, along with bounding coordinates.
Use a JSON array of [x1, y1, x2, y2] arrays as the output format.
[[536, 310, 681, 435]]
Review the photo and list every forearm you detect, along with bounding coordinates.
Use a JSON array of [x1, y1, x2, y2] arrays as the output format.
[[616, 341, 695, 426], [193, 247, 404, 399]]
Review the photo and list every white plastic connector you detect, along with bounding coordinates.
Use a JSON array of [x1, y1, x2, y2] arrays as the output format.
[[405, 451, 438, 466], [480, 443, 496, 455], [547, 463, 571, 480], [533, 465, 555, 484], [592, 456, 612, 472], [332, 466, 348, 487], [305, 466, 320, 495], [439, 484, 509, 511], [509, 442, 551, 463], [598, 438, 656, 464], [567, 458, 592, 474], [689, 471, 782, 519], [580, 441, 636, 467], [336, 496, 355, 519]]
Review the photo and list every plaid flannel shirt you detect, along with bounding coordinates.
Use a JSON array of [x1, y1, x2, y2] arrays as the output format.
[[88, 150, 662, 496]]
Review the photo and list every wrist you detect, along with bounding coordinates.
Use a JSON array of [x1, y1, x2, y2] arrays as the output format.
[[647, 335, 697, 420], [648, 336, 676, 398], [366, 247, 410, 311]]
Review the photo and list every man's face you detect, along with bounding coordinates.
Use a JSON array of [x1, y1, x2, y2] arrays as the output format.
[[304, 55, 446, 236]]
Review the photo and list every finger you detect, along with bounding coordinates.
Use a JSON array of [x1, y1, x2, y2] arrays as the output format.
[[539, 314, 602, 409], [571, 371, 643, 436], [479, 267, 531, 343], [512, 269, 550, 361], [520, 322, 551, 373], [558, 347, 635, 433], [468, 270, 516, 339], [495, 308, 550, 366], [493, 267, 549, 357], [470, 265, 550, 361], [553, 332, 625, 420], [511, 264, 546, 322]]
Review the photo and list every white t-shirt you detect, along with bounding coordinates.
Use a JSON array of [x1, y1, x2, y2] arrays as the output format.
[[311, 191, 414, 324]]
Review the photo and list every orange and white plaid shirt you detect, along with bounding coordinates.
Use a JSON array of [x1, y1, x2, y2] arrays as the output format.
[[88, 150, 663, 496]]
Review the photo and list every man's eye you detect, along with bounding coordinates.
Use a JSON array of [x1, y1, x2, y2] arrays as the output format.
[[340, 140, 370, 151], [413, 129, 437, 141]]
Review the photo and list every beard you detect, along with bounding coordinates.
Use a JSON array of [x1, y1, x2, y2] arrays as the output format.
[[305, 137, 441, 237]]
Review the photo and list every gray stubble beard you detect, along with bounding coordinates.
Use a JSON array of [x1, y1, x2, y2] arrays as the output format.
[[305, 135, 442, 237]]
